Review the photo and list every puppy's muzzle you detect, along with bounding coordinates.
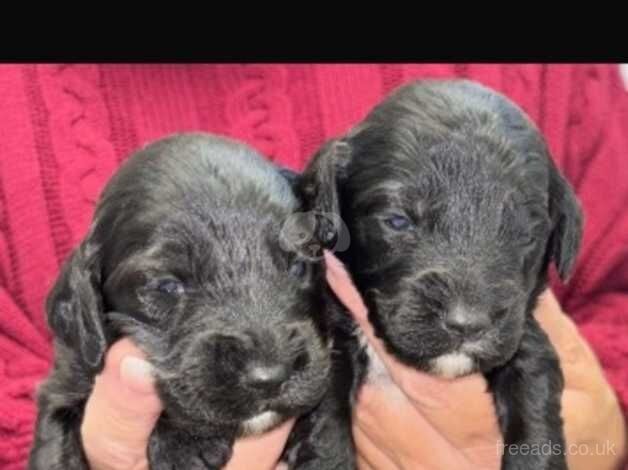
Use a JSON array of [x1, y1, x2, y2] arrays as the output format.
[[442, 304, 500, 341], [208, 327, 310, 396], [244, 363, 290, 394], [414, 271, 504, 340]]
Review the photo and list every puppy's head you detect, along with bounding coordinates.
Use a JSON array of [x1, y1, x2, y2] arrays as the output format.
[[302, 80, 582, 377], [46, 133, 331, 435]]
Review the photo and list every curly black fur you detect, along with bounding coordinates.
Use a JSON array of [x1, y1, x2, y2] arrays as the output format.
[[299, 80, 583, 470], [28, 133, 339, 470]]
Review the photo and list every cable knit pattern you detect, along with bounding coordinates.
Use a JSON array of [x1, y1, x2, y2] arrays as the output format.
[[0, 64, 627, 470], [221, 65, 299, 165]]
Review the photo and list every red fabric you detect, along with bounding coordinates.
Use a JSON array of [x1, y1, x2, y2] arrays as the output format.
[[0, 64, 626, 469]]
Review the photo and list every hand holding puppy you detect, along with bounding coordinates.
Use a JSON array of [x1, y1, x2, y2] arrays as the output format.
[[81, 338, 294, 470], [324, 251, 626, 470], [81, 338, 162, 470]]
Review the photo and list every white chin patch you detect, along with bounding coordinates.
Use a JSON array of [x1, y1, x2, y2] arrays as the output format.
[[430, 352, 474, 378], [240, 411, 281, 436]]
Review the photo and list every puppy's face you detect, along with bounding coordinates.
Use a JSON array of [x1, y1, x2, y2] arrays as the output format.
[[302, 81, 582, 378], [47, 134, 331, 436], [104, 212, 329, 434], [345, 140, 549, 377]]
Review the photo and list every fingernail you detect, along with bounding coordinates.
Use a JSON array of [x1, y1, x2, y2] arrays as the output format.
[[120, 356, 154, 386]]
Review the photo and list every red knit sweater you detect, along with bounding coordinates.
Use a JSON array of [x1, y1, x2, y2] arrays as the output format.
[[1, 64, 627, 470]]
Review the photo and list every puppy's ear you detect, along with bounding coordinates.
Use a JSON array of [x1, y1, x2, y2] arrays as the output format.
[[489, 89, 583, 281], [547, 162, 583, 280], [299, 139, 352, 248], [46, 239, 108, 372]]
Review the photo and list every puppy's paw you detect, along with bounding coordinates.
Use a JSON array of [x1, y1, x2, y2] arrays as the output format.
[[149, 423, 234, 470]]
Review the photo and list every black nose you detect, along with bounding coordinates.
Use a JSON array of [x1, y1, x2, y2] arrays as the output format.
[[213, 334, 247, 361], [444, 306, 489, 337], [244, 363, 290, 392]]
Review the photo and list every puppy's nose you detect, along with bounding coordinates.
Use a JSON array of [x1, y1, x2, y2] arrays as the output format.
[[244, 363, 290, 392], [213, 334, 247, 360], [444, 305, 489, 337]]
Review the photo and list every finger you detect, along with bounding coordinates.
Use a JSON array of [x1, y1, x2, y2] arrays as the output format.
[[356, 455, 377, 470], [81, 338, 163, 468], [357, 384, 501, 469], [91, 338, 162, 420], [536, 291, 628, 469], [226, 418, 296, 470], [535, 290, 585, 365], [368, 376, 500, 453], [401, 374, 499, 434], [353, 425, 400, 470], [355, 385, 472, 469], [535, 290, 602, 377], [324, 250, 369, 322]]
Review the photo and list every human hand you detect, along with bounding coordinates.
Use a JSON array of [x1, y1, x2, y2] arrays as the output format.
[[81, 338, 294, 470], [324, 251, 626, 470]]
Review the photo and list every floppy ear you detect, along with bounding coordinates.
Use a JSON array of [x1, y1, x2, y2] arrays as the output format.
[[547, 161, 583, 280], [298, 139, 352, 248], [486, 87, 584, 281], [46, 239, 108, 373]]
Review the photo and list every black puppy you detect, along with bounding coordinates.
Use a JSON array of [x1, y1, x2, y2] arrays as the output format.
[[28, 133, 337, 469], [300, 80, 583, 469]]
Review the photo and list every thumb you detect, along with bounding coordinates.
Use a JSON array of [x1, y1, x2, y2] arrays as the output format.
[[81, 338, 163, 469]]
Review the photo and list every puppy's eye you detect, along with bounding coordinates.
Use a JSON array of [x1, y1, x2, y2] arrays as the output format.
[[155, 279, 185, 296], [385, 214, 413, 231], [289, 260, 307, 279]]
